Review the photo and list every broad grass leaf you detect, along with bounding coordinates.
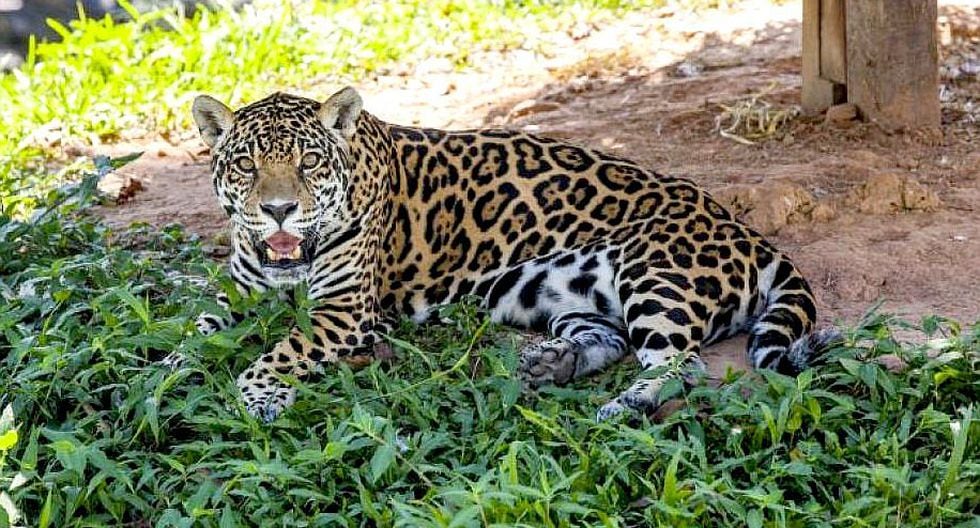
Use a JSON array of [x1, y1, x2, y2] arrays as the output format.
[[38, 488, 53, 528], [115, 289, 151, 326], [370, 444, 396, 484]]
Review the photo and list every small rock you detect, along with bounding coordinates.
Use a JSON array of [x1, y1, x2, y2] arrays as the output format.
[[97, 172, 145, 204], [825, 103, 858, 123]]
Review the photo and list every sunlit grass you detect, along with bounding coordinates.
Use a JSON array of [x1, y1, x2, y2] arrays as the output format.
[[0, 0, 663, 216]]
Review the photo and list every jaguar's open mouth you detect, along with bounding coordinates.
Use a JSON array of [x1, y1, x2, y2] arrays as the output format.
[[257, 231, 312, 269]]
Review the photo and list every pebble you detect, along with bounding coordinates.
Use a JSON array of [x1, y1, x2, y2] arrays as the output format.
[[825, 103, 858, 123]]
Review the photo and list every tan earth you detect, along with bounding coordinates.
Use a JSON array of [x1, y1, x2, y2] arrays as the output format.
[[89, 0, 979, 374]]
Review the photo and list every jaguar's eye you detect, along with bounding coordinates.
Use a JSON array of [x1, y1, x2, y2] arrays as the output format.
[[234, 157, 256, 172], [299, 152, 321, 170]]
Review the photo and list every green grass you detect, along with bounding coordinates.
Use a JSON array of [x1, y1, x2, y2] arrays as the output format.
[[0, 164, 977, 527], [0, 1, 978, 526]]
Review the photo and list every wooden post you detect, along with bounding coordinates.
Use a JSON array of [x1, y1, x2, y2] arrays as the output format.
[[818, 0, 847, 87], [846, 0, 940, 130], [802, 0, 846, 112], [801, 0, 940, 130]]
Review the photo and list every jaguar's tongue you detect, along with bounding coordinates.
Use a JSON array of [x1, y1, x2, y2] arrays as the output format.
[[264, 231, 303, 261]]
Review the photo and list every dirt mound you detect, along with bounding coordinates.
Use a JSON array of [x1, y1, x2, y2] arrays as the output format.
[[845, 172, 943, 214], [713, 179, 832, 234]]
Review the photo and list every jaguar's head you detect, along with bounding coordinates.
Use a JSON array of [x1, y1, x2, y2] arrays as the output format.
[[192, 88, 362, 284]]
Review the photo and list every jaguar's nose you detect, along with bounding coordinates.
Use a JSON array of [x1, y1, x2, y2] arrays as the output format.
[[259, 201, 298, 224]]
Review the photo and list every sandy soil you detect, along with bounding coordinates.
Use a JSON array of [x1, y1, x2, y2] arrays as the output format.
[[89, 0, 980, 372]]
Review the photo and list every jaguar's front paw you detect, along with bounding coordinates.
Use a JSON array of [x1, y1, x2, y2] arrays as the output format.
[[518, 337, 577, 390], [236, 364, 296, 423], [596, 378, 669, 422]]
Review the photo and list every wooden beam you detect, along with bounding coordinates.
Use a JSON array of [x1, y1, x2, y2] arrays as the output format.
[[802, 0, 836, 113], [819, 0, 847, 84], [845, 0, 940, 130]]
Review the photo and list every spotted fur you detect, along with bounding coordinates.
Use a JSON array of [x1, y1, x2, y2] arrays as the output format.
[[189, 88, 837, 422]]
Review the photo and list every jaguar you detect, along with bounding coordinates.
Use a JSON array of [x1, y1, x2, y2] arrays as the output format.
[[188, 87, 838, 422]]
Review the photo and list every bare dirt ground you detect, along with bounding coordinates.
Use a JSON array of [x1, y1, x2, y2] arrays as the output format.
[[91, 0, 980, 372]]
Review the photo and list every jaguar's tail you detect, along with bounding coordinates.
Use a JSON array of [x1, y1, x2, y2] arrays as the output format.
[[748, 255, 842, 375]]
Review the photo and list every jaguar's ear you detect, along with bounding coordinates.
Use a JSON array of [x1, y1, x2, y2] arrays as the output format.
[[192, 95, 235, 148], [318, 86, 363, 140]]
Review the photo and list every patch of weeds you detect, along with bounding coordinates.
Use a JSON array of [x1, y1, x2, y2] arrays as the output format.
[[715, 84, 801, 145]]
